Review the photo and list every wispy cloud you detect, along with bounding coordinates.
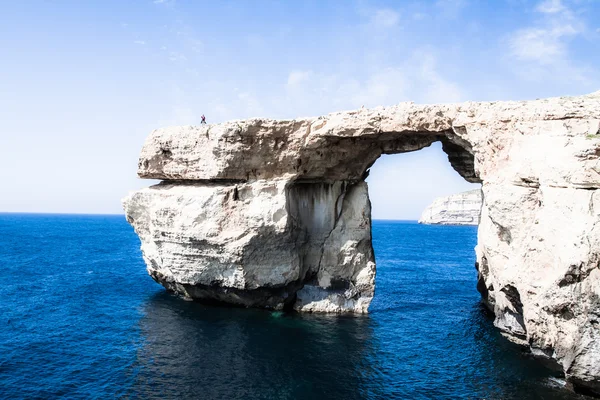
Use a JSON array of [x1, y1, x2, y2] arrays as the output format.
[[281, 49, 463, 118], [150, 0, 596, 126], [508, 0, 584, 64], [535, 0, 565, 14], [134, 40, 146, 45], [415, 51, 463, 103], [153, 0, 175, 4], [505, 0, 595, 87], [509, 26, 577, 64]]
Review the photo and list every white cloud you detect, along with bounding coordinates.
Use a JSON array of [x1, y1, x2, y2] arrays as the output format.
[[535, 0, 565, 14], [507, 1, 585, 63], [153, 0, 175, 4], [279, 50, 463, 118], [133, 40, 146, 45], [509, 26, 575, 64], [350, 68, 408, 107], [505, 0, 596, 88], [215, 61, 454, 122], [416, 53, 463, 103]]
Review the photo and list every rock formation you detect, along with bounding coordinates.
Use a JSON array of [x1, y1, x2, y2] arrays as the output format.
[[124, 91, 600, 394], [419, 189, 482, 225]]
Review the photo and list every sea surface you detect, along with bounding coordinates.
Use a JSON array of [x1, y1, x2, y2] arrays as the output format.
[[0, 214, 586, 399]]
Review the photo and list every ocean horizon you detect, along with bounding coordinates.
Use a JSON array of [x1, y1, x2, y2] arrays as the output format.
[[0, 212, 424, 222]]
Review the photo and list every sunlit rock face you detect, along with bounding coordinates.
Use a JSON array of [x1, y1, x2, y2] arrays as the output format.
[[419, 189, 482, 225], [124, 91, 600, 394], [123, 179, 375, 312]]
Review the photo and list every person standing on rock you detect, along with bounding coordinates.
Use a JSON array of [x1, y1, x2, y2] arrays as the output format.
[[201, 114, 206, 124]]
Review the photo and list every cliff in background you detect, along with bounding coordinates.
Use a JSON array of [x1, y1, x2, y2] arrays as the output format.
[[419, 189, 482, 225]]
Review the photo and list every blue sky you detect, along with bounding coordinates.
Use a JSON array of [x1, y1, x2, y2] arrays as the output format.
[[1, 0, 598, 218]]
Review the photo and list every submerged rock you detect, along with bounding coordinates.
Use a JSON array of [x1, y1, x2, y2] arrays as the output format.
[[124, 91, 600, 395], [419, 189, 482, 225]]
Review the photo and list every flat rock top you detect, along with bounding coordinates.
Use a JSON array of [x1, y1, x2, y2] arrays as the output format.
[[137, 92, 600, 182]]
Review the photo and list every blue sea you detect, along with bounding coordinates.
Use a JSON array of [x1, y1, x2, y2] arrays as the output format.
[[0, 214, 584, 399]]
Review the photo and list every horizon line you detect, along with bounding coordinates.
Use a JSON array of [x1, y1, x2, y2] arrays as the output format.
[[0, 211, 420, 221]]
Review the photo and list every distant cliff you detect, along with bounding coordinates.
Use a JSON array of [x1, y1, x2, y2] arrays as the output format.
[[418, 190, 482, 225]]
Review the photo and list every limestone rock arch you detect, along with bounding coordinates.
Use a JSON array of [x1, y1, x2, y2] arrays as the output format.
[[124, 92, 600, 394]]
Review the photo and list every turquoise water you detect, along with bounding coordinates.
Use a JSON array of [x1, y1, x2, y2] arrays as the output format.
[[0, 214, 582, 399]]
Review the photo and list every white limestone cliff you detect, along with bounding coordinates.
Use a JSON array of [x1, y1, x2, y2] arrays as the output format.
[[124, 180, 374, 312], [419, 189, 482, 225], [124, 91, 600, 395]]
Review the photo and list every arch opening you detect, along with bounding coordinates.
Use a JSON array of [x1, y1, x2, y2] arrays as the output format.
[[366, 141, 481, 221], [288, 138, 482, 313]]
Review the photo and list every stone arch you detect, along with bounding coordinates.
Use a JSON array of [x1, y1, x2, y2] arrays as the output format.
[[124, 92, 600, 394], [286, 130, 480, 313]]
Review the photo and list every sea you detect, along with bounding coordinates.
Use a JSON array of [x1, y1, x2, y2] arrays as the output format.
[[0, 214, 587, 399]]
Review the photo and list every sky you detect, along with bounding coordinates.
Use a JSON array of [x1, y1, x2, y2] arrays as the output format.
[[1, 0, 599, 219]]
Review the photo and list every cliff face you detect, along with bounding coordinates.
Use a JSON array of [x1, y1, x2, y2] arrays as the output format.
[[419, 189, 482, 225], [125, 180, 375, 312], [124, 91, 600, 394]]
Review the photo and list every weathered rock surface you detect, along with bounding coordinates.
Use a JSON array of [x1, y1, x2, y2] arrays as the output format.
[[419, 189, 482, 225], [124, 91, 600, 395], [124, 179, 374, 312]]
